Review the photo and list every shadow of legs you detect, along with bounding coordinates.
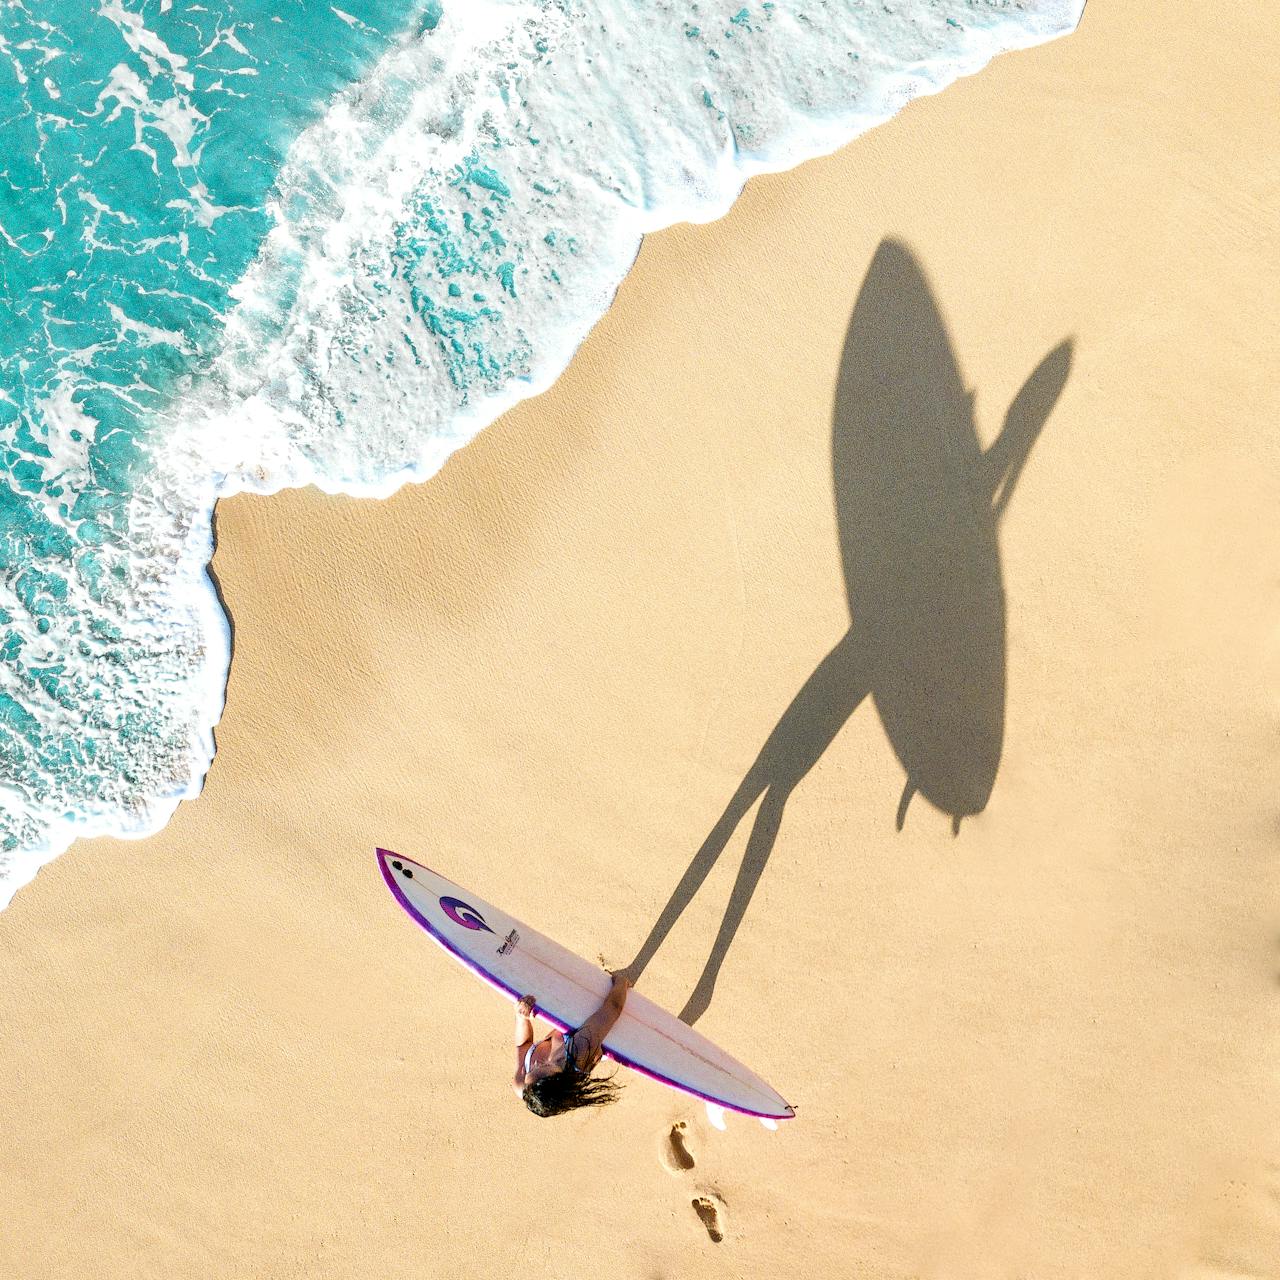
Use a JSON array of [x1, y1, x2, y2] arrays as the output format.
[[679, 783, 792, 1025], [626, 771, 766, 982], [629, 630, 869, 1016]]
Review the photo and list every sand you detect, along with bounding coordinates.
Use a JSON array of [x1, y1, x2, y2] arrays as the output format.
[[2, 4, 1278, 1277]]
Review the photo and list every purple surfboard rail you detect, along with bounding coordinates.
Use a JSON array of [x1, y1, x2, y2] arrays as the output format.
[[376, 848, 794, 1121]]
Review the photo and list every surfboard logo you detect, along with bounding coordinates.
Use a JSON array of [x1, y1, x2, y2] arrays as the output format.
[[439, 896, 493, 933]]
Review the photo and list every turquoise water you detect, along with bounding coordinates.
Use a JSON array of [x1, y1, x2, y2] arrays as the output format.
[[0, 0, 1083, 903], [0, 0, 429, 871]]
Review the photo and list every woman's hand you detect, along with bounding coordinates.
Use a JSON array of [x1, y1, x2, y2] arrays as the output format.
[[517, 994, 537, 1017]]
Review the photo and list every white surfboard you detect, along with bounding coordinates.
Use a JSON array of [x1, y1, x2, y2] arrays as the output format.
[[377, 849, 794, 1121]]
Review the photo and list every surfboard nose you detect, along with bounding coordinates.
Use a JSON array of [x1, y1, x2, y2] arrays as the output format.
[[376, 848, 414, 887]]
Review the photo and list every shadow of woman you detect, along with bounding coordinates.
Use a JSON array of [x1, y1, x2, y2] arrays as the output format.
[[628, 239, 1073, 1024]]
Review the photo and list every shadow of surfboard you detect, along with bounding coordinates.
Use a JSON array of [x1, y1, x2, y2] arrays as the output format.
[[628, 238, 1073, 1024]]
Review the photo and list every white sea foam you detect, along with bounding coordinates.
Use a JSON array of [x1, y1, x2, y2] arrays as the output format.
[[0, 0, 1084, 906]]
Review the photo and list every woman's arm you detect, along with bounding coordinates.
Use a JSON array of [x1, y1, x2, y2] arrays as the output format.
[[512, 994, 536, 1092], [571, 972, 630, 1068], [514, 994, 536, 1047]]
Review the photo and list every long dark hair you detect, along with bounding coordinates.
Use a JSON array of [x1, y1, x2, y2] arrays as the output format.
[[522, 1067, 622, 1118]]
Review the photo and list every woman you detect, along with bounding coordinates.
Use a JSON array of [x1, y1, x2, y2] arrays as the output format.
[[512, 971, 630, 1116]]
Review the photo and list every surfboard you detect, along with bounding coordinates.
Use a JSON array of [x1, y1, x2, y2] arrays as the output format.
[[376, 848, 794, 1121]]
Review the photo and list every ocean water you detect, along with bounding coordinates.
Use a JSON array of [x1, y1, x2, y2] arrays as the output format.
[[0, 0, 1083, 906]]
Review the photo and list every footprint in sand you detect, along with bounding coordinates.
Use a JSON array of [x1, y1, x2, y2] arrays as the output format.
[[692, 1191, 727, 1243], [659, 1121, 696, 1175], [1183, 1161, 1280, 1279]]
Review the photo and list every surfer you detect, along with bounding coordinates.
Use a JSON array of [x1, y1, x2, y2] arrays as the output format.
[[512, 971, 629, 1116]]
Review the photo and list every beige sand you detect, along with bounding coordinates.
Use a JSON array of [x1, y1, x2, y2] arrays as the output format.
[[2, 4, 1278, 1277]]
